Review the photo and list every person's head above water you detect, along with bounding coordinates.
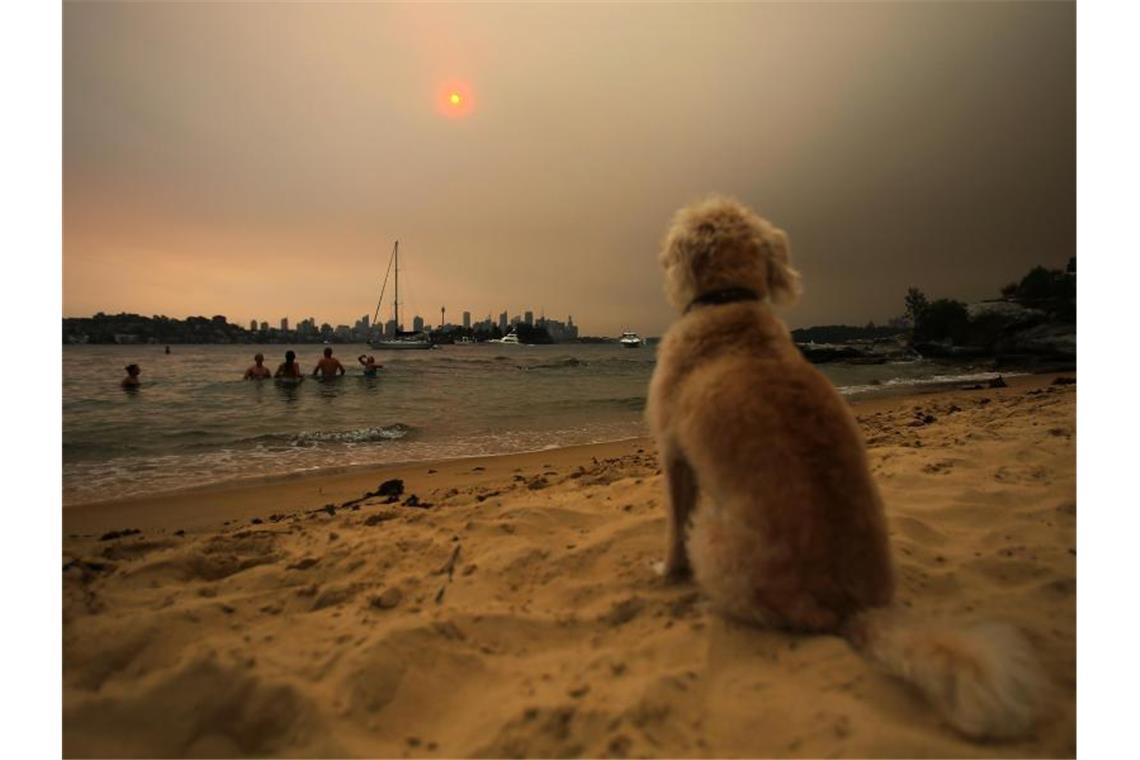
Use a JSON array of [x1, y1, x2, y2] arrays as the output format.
[[285, 350, 296, 364], [254, 353, 264, 364], [124, 364, 140, 377], [323, 347, 333, 358]]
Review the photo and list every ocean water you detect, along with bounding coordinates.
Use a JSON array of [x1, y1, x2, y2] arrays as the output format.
[[62, 343, 1010, 506]]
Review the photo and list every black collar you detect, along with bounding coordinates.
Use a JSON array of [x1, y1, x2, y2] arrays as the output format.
[[685, 287, 761, 314]]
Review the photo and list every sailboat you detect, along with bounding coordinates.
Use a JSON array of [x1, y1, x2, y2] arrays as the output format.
[[368, 241, 433, 350]]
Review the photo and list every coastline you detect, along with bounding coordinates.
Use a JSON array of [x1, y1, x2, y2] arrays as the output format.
[[63, 372, 1068, 537]]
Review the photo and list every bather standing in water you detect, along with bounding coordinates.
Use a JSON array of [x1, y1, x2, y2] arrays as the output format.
[[312, 347, 346, 379], [358, 354, 381, 377], [121, 363, 141, 389], [244, 353, 272, 380], [275, 350, 304, 380]]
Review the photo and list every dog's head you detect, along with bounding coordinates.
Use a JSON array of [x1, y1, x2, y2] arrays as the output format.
[[658, 196, 801, 312]]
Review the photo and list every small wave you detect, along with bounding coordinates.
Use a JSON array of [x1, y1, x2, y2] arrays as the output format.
[[291, 423, 414, 446], [237, 423, 415, 447], [838, 370, 1027, 396], [520, 357, 588, 370]]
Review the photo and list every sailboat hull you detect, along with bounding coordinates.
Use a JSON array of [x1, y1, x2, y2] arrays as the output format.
[[368, 339, 433, 350]]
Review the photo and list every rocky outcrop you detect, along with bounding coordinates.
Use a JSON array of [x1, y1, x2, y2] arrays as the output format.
[[796, 337, 920, 364]]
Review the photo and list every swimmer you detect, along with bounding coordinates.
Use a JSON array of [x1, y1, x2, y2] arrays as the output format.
[[312, 347, 346, 380], [121, 363, 141, 389], [275, 350, 304, 380], [358, 354, 382, 377], [244, 352, 272, 380]]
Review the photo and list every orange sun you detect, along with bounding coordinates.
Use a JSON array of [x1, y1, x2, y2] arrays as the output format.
[[438, 82, 474, 119]]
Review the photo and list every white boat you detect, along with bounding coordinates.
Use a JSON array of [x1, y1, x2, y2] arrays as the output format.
[[619, 331, 642, 348], [368, 241, 433, 350], [492, 330, 521, 345]]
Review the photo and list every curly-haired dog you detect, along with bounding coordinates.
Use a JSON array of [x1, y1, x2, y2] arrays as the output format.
[[646, 196, 1048, 740]]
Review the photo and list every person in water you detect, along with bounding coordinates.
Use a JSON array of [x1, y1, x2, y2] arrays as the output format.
[[275, 350, 304, 380], [358, 354, 381, 377], [313, 347, 346, 379], [244, 352, 272, 380], [121, 363, 141, 389]]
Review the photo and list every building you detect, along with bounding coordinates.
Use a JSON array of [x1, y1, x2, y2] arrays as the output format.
[[413, 315, 425, 333], [259, 321, 268, 332], [462, 311, 471, 330], [385, 319, 397, 338], [250, 320, 258, 331], [280, 317, 289, 331], [524, 310, 534, 326], [498, 311, 508, 333]]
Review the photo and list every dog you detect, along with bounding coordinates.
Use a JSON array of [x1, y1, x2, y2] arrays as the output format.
[[646, 196, 1048, 740]]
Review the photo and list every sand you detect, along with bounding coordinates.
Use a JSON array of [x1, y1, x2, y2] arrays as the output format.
[[62, 374, 1076, 758]]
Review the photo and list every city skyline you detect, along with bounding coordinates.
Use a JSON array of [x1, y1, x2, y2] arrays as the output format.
[[64, 2, 1073, 336]]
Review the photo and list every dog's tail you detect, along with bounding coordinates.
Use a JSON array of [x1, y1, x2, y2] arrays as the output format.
[[841, 607, 1049, 740]]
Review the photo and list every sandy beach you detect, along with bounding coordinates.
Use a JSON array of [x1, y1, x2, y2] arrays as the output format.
[[62, 373, 1076, 758]]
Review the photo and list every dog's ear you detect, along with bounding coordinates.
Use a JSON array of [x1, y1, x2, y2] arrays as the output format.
[[765, 228, 802, 306]]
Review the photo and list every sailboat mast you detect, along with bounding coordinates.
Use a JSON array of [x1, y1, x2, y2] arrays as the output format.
[[393, 240, 400, 331]]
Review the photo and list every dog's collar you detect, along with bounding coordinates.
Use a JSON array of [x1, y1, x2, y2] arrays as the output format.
[[684, 287, 761, 314]]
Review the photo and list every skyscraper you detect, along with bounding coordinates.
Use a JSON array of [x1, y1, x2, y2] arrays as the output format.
[[250, 320, 258, 331], [280, 317, 289, 331], [462, 311, 471, 330], [413, 315, 425, 332], [498, 311, 508, 333], [524, 310, 534, 326]]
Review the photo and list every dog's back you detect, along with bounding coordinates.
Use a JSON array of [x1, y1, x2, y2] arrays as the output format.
[[651, 300, 894, 631]]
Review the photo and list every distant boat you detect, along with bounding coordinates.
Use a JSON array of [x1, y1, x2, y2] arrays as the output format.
[[619, 331, 643, 348], [368, 241, 433, 350], [492, 329, 521, 345]]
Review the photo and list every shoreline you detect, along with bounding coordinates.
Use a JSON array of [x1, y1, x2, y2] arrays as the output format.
[[62, 371, 1070, 536], [63, 368, 1076, 757]]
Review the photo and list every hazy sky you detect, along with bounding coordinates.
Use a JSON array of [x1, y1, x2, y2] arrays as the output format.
[[63, 1, 1074, 336]]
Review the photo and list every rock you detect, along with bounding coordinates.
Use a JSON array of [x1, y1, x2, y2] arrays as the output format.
[[988, 376, 1008, 388], [1001, 322, 1076, 359], [250, 517, 263, 525], [98, 528, 140, 542], [1052, 376, 1076, 386], [377, 479, 405, 497], [371, 587, 403, 609], [287, 557, 320, 570], [967, 300, 1048, 329], [364, 512, 397, 526]]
